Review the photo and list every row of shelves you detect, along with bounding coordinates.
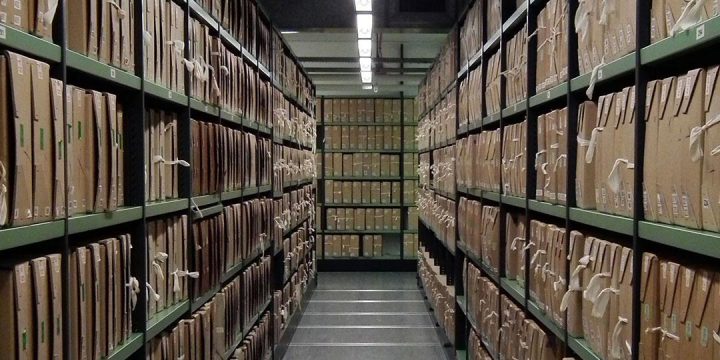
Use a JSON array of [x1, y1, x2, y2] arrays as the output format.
[[454, 241, 600, 360], [455, 186, 720, 260]]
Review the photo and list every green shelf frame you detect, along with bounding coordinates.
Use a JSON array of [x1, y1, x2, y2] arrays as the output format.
[[501, 102, 526, 118], [569, 208, 634, 236], [484, 29, 501, 53], [320, 229, 403, 235], [66, 50, 141, 89], [456, 350, 468, 360], [321, 149, 402, 153], [639, 221, 720, 259], [570, 53, 635, 92], [503, 2, 528, 33], [568, 337, 602, 360], [190, 98, 221, 117], [322, 203, 404, 208], [0, 220, 66, 251], [0, 25, 62, 62], [500, 194, 526, 209], [528, 200, 565, 219], [189, 0, 219, 30], [146, 300, 191, 340], [192, 194, 221, 207], [527, 300, 564, 341], [482, 112, 501, 127], [322, 176, 403, 181], [145, 81, 188, 106], [529, 81, 567, 109], [106, 333, 144, 360], [641, 16, 720, 66], [68, 207, 143, 235], [323, 122, 403, 126], [500, 278, 525, 305], [146, 199, 190, 218]]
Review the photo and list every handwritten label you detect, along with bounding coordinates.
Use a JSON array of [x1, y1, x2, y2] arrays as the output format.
[[697, 24, 706, 40], [0, 25, 5, 39], [598, 68, 604, 80], [110, 68, 116, 79], [168, 91, 172, 99]]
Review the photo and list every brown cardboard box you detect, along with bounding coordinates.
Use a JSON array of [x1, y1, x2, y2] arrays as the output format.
[[333, 181, 342, 204], [365, 208, 375, 230], [6, 54, 34, 225], [342, 182, 352, 203], [702, 66, 720, 231], [362, 182, 371, 203], [383, 209, 392, 230], [358, 126, 367, 149], [577, 101, 598, 209], [346, 208, 355, 230], [675, 69, 703, 229], [332, 99, 341, 122], [342, 154, 352, 176], [348, 235, 360, 257], [371, 182, 381, 203], [355, 208, 365, 230], [639, 253, 660, 360], [30, 60, 53, 223], [324, 180, 334, 203], [348, 99, 357, 122], [352, 153, 362, 177], [0, 262, 34, 359], [380, 182, 391, 204], [362, 236, 373, 257], [352, 182, 362, 204], [366, 126, 375, 150], [30, 257, 50, 359], [333, 154, 343, 176], [373, 235, 383, 257]]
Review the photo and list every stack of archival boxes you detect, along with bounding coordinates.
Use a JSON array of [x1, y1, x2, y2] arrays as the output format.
[[418, 245, 455, 344], [575, 86, 635, 218], [68, 0, 136, 72], [575, 0, 635, 79], [576, 65, 720, 232], [536, 0, 568, 94], [323, 98, 401, 123], [536, 108, 569, 205], [1, 52, 127, 228]]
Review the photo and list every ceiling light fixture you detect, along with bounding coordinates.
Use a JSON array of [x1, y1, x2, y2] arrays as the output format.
[[358, 39, 372, 57], [359, 57, 372, 72], [356, 14, 373, 39], [361, 71, 372, 83], [355, 0, 372, 11], [280, 30, 298, 34], [362, 84, 373, 90]]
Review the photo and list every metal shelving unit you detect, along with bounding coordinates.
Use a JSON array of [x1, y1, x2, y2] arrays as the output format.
[[0, 0, 317, 359], [418, 0, 720, 359], [317, 97, 419, 268]]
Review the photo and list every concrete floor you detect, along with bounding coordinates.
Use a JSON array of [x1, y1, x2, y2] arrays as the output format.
[[282, 272, 452, 360]]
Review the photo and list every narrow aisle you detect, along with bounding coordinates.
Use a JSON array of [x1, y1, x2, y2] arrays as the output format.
[[283, 272, 452, 360]]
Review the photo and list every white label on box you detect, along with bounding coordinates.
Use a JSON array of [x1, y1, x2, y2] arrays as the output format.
[[657, 194, 664, 215], [0, 25, 5, 39], [168, 91, 172, 99], [110, 68, 117, 78], [697, 24, 705, 40], [672, 192, 680, 216]]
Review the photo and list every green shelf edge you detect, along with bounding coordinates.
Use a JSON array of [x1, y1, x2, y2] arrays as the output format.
[[191, 284, 222, 312], [193, 194, 221, 207], [190, 98, 220, 117], [144, 81, 188, 106], [188, 0, 218, 30], [484, 30, 501, 53], [321, 149, 402, 153], [105, 332, 144, 360], [527, 300, 565, 341], [320, 229, 403, 235], [483, 112, 501, 127], [222, 189, 244, 202], [501, 101, 526, 118], [569, 208, 634, 236], [500, 278, 525, 305], [146, 300, 190, 340], [639, 221, 720, 259], [323, 176, 403, 181], [501, 194, 526, 209], [456, 350, 468, 360], [641, 16, 720, 66], [68, 207, 143, 235], [323, 122, 403, 126], [482, 191, 501, 202], [0, 220, 66, 251], [529, 81, 567, 108], [528, 200, 565, 219], [503, 2, 528, 33], [195, 204, 224, 219], [0, 25, 61, 62], [322, 203, 404, 208], [66, 50, 141, 89], [569, 336, 602, 360], [146, 199, 190, 218], [570, 53, 635, 92]]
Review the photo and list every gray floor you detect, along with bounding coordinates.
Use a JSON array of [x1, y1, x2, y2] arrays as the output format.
[[283, 272, 452, 360]]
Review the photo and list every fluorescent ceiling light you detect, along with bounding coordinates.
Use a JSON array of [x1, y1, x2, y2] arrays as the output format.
[[355, 0, 372, 11], [357, 14, 373, 39], [280, 30, 298, 34], [359, 57, 372, 72], [362, 84, 373, 90], [361, 71, 372, 83], [358, 39, 372, 57]]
